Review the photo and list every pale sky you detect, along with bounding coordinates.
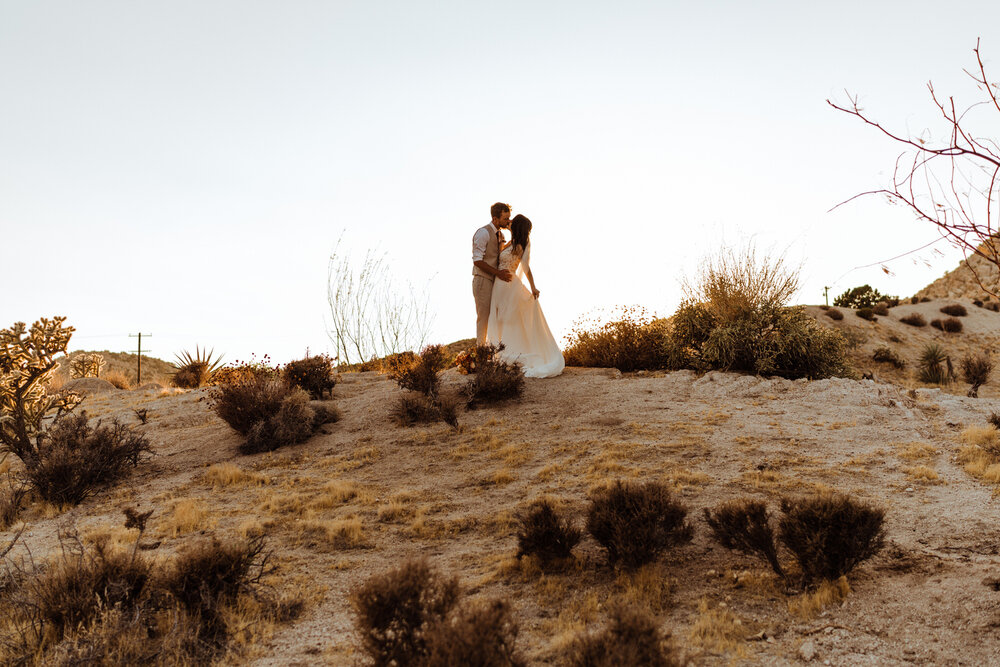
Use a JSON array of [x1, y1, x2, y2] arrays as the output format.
[[3, 1, 999, 364]]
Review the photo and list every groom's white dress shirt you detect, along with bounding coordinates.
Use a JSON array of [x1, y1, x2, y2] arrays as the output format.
[[472, 222, 499, 263]]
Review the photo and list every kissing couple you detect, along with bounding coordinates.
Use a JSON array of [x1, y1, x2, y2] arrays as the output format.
[[471, 202, 564, 378]]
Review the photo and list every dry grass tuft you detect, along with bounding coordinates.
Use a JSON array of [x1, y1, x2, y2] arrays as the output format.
[[687, 598, 747, 656], [161, 498, 212, 537], [204, 463, 269, 488], [904, 465, 942, 484], [787, 576, 850, 618]]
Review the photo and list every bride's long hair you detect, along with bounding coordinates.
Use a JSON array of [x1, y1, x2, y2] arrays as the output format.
[[510, 214, 532, 255]]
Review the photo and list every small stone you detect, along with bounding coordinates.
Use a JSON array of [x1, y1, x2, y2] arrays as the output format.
[[799, 640, 817, 662], [906, 487, 914, 492]]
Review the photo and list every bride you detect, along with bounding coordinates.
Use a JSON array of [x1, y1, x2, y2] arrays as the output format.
[[486, 214, 565, 378]]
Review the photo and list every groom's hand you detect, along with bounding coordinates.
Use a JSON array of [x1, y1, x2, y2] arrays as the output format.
[[496, 269, 513, 282]]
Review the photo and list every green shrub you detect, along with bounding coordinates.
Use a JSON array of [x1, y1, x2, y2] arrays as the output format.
[[872, 345, 905, 369], [900, 313, 927, 327], [778, 494, 885, 584], [940, 304, 968, 317], [586, 480, 692, 569], [834, 285, 896, 309], [283, 354, 336, 399], [30, 413, 151, 505], [563, 308, 671, 372], [516, 499, 581, 564], [918, 343, 951, 384]]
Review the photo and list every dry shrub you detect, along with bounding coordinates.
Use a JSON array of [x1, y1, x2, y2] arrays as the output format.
[[102, 369, 134, 390], [461, 344, 525, 407], [975, 299, 984, 307], [825, 308, 844, 321], [393, 393, 459, 428], [872, 302, 889, 316], [962, 352, 993, 397], [212, 366, 337, 455], [566, 605, 680, 667], [282, 354, 337, 399], [563, 308, 670, 371], [856, 307, 877, 321], [0, 476, 28, 530], [351, 559, 460, 667], [989, 412, 1000, 430], [29, 413, 151, 505], [586, 480, 692, 569], [516, 499, 581, 564], [685, 246, 798, 322], [388, 345, 449, 397], [931, 317, 963, 333], [872, 345, 905, 369], [423, 598, 525, 666], [940, 303, 968, 317], [778, 494, 885, 584], [900, 313, 927, 327], [910, 296, 920, 304], [704, 499, 784, 578], [987, 301, 1000, 312], [833, 285, 895, 309]]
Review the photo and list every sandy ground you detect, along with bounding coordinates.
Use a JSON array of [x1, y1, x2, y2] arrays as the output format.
[[5, 299, 1000, 665]]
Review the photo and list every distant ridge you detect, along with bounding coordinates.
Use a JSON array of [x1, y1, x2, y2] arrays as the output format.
[[915, 241, 1000, 300]]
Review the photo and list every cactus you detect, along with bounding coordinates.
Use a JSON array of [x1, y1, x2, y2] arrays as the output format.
[[69, 352, 105, 378], [0, 317, 81, 466]]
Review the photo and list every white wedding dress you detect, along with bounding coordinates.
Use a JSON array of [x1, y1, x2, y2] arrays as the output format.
[[486, 243, 565, 378]]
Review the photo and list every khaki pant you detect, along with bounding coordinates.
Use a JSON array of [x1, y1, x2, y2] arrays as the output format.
[[472, 275, 494, 345]]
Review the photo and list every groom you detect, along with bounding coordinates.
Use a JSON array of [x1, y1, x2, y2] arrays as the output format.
[[472, 202, 514, 345]]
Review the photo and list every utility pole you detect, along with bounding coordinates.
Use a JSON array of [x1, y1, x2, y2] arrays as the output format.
[[823, 286, 831, 307], [129, 333, 152, 385]]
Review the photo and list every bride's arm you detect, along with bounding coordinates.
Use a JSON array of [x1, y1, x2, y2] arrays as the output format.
[[524, 267, 540, 299]]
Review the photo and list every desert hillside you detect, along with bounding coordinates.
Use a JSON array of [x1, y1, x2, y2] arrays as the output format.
[[5, 317, 1000, 664], [915, 241, 1000, 300]]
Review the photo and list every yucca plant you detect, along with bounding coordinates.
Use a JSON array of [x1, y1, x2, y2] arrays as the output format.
[[171, 346, 224, 388], [918, 343, 950, 385]]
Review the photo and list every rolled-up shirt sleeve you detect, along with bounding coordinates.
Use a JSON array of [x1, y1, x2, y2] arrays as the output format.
[[472, 227, 489, 263]]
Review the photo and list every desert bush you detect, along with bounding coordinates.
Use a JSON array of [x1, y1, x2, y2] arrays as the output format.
[[872, 345, 906, 369], [388, 344, 449, 397], [900, 313, 927, 327], [461, 344, 525, 407], [974, 299, 984, 307], [563, 307, 671, 371], [872, 302, 889, 316], [987, 301, 1000, 312], [423, 598, 525, 667], [833, 285, 896, 309], [0, 317, 81, 468], [393, 393, 459, 428], [102, 369, 134, 390], [778, 494, 885, 584], [910, 296, 920, 304], [212, 365, 336, 455], [990, 412, 1000, 430], [283, 354, 337, 399], [918, 343, 951, 384], [704, 499, 784, 578], [28, 412, 151, 505], [352, 559, 461, 667], [566, 605, 680, 667], [0, 477, 29, 530], [962, 352, 993, 397], [940, 304, 968, 317], [69, 352, 105, 379], [516, 499, 581, 564], [586, 480, 692, 569], [684, 245, 799, 322], [931, 317, 963, 333], [856, 307, 877, 321], [171, 346, 224, 388], [698, 307, 850, 380], [824, 308, 844, 321]]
